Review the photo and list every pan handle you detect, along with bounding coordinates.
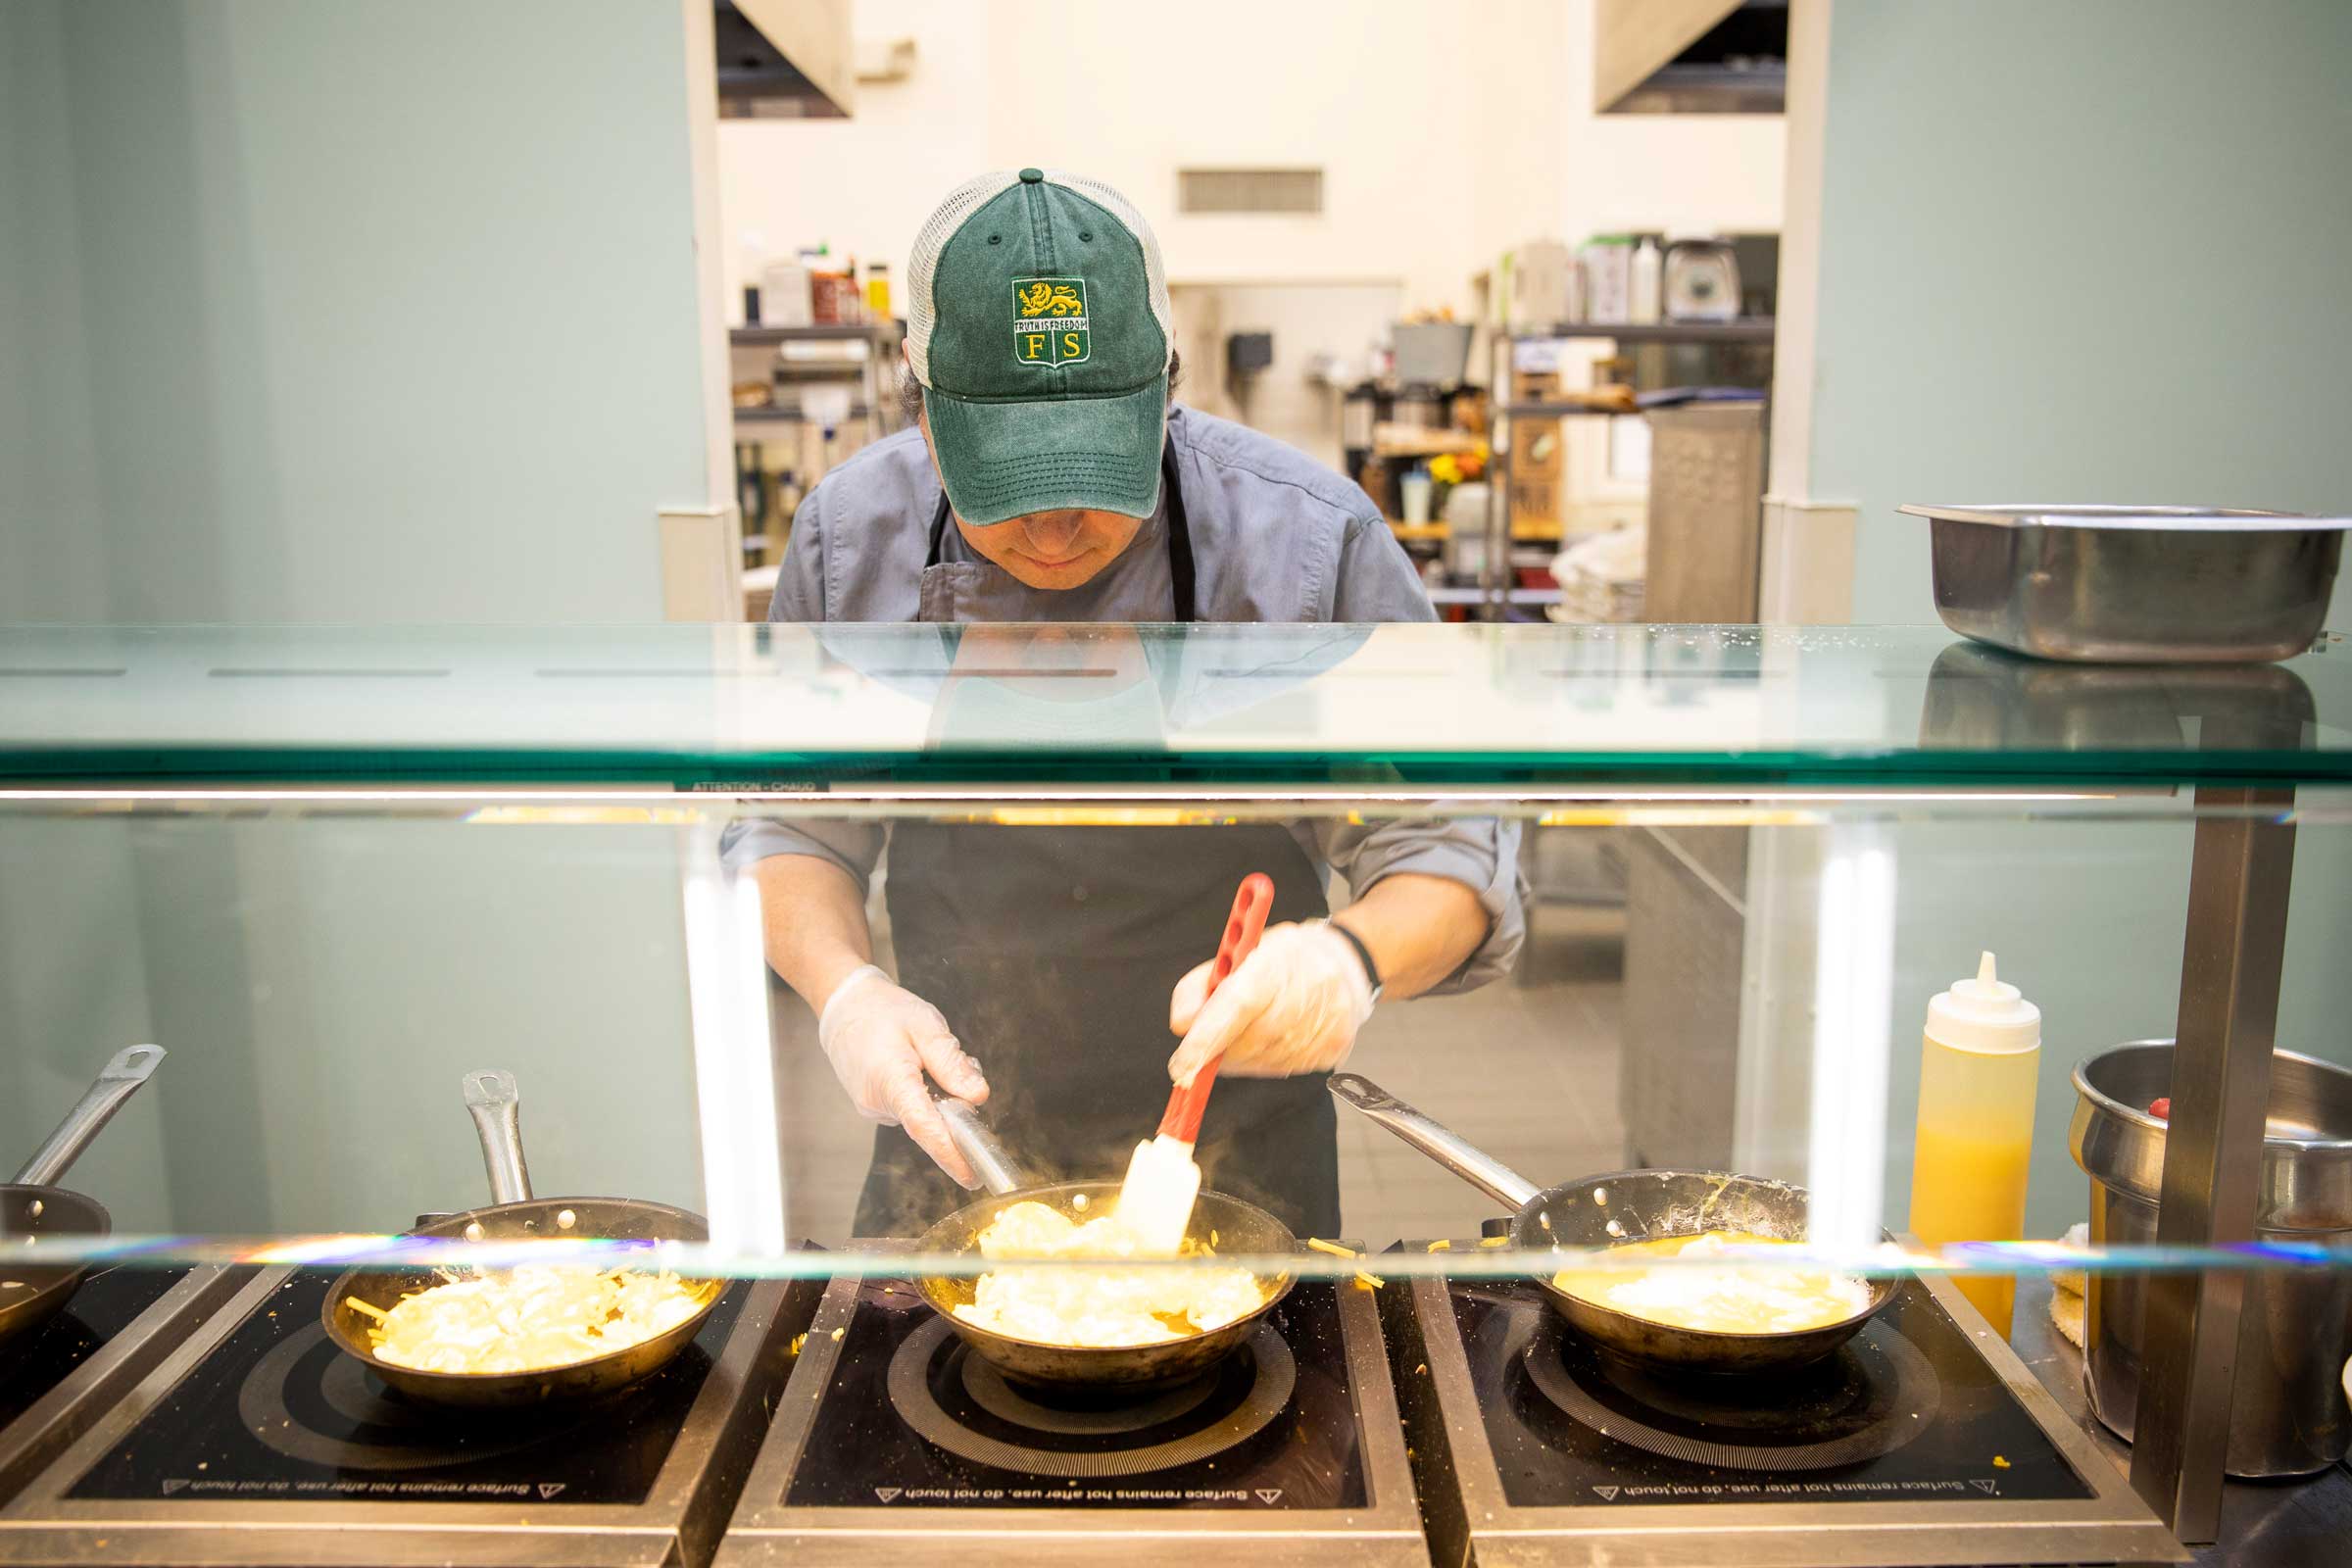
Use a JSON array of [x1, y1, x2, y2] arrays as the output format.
[[1327, 1072, 1544, 1211], [13, 1044, 167, 1187], [461, 1069, 533, 1205], [935, 1096, 1024, 1197]]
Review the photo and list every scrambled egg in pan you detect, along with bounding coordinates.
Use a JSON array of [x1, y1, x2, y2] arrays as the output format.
[[1550, 1230, 1870, 1335], [348, 1266, 716, 1374], [951, 1200, 1268, 1348]]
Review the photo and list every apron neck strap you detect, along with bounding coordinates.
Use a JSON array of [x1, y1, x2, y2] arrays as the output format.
[[925, 440, 1195, 623]]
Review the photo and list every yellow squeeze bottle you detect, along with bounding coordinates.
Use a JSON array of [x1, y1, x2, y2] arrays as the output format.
[[1907, 952, 2041, 1338]]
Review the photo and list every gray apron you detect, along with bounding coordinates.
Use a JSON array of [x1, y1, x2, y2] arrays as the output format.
[[851, 447, 1341, 1237]]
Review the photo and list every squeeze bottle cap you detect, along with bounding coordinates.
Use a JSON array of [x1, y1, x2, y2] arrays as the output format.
[[1925, 951, 2041, 1054]]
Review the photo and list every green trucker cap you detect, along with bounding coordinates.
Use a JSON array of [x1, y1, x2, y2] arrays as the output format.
[[906, 168, 1173, 525]]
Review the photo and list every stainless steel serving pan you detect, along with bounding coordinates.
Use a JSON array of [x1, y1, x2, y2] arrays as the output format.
[[1330, 1074, 1897, 1376], [1900, 503, 2352, 663]]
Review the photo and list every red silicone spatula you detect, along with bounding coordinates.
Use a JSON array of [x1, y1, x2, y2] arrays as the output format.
[[1114, 872, 1275, 1254]]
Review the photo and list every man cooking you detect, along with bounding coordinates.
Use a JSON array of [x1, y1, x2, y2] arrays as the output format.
[[722, 168, 1521, 1239]]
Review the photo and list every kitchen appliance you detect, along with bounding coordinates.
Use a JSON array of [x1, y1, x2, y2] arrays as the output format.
[[716, 1251, 1427, 1567], [1392, 321, 1473, 388], [2071, 1041, 2352, 1477], [0, 1268, 237, 1505], [1663, 239, 1740, 322], [0, 1266, 816, 1568], [1899, 503, 2352, 663], [1382, 1252, 2185, 1566]]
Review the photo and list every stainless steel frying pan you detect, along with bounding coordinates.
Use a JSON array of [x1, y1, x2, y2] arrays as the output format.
[[906, 1098, 1298, 1392], [0, 1046, 165, 1350], [1330, 1073, 1898, 1376], [321, 1069, 720, 1408]]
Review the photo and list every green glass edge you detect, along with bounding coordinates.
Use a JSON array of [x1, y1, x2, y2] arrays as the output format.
[[3, 744, 2351, 789]]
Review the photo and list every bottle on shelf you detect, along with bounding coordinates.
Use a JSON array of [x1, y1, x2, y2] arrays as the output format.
[[1907, 952, 2042, 1339], [1629, 237, 1662, 324], [865, 262, 892, 321]]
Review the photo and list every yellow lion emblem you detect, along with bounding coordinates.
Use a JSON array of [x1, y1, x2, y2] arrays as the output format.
[[1016, 281, 1086, 318]]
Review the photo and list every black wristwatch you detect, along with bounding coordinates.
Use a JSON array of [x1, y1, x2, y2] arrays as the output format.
[[1326, 920, 1385, 1004]]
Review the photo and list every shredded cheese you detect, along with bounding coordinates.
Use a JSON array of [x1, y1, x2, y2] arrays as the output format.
[[1550, 1232, 1869, 1336], [358, 1265, 715, 1374]]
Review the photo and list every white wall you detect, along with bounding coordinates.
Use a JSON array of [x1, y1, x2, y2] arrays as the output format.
[[0, 0, 727, 623], [1786, 0, 2352, 1234], [1552, 5, 1787, 245], [718, 0, 1785, 333]]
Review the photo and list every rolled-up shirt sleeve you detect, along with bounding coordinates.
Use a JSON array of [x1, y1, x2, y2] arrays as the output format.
[[1310, 514, 1525, 992], [1305, 816, 1527, 993], [718, 814, 886, 891]]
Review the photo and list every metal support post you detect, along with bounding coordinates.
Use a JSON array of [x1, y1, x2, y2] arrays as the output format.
[[1483, 331, 1511, 621], [2128, 786, 2294, 1543]]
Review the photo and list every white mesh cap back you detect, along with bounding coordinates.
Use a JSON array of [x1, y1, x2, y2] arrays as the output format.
[[903, 169, 1172, 389], [1044, 169, 1174, 369], [905, 170, 1019, 387]]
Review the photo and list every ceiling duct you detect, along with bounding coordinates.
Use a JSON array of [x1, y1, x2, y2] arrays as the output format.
[[1595, 0, 1786, 116], [715, 0, 853, 121]]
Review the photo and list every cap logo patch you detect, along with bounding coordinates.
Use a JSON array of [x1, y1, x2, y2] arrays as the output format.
[[1013, 276, 1090, 367]]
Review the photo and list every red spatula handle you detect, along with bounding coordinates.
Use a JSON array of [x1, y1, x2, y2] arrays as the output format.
[[1159, 873, 1275, 1143]]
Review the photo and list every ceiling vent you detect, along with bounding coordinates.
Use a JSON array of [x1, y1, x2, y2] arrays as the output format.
[[1178, 169, 1325, 216]]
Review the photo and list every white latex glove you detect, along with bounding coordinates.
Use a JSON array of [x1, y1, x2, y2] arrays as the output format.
[[817, 964, 990, 1188], [1166, 920, 1376, 1085]]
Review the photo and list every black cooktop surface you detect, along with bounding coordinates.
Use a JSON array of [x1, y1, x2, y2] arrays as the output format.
[[0, 1267, 187, 1433], [1455, 1280, 2094, 1508], [782, 1279, 1368, 1510], [67, 1269, 744, 1506]]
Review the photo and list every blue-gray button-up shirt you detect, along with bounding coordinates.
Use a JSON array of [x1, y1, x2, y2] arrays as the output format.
[[721, 405, 1523, 989]]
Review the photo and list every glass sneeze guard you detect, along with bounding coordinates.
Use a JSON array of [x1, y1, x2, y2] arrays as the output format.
[[1, 621, 2347, 785], [4, 621, 2347, 1542]]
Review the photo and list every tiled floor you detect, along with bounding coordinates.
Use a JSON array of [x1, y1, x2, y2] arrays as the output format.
[[767, 882, 1629, 1249]]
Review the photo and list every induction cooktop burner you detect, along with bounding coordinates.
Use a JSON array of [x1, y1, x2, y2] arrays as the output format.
[[0, 1269, 184, 1435], [1517, 1311, 1938, 1472], [67, 1269, 747, 1501], [885, 1313, 1297, 1477], [234, 1322, 556, 1471], [716, 1253, 1429, 1568], [1382, 1246, 2186, 1568], [0, 1265, 816, 1568], [0, 1267, 235, 1504]]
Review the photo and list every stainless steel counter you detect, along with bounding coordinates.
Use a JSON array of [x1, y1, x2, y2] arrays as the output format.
[[2009, 1276, 2350, 1567]]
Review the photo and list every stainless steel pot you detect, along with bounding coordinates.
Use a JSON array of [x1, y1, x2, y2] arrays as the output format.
[[2069, 1040, 2352, 1477]]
